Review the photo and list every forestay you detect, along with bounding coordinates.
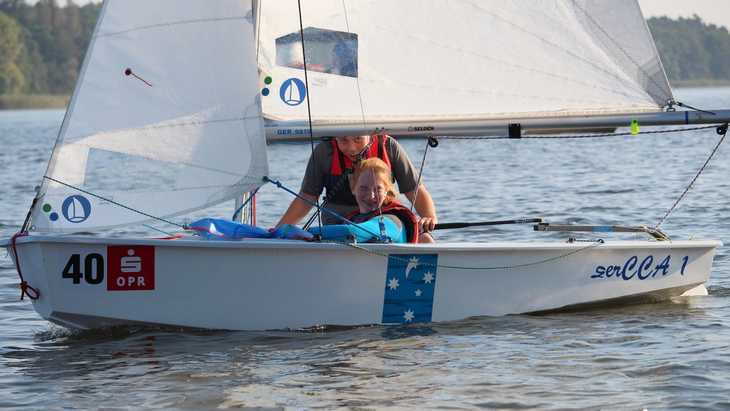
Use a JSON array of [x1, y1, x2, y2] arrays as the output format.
[[258, 0, 672, 126], [31, 0, 268, 232]]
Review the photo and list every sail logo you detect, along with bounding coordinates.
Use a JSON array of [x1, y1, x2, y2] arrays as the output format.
[[382, 254, 438, 324], [61, 195, 91, 223], [107, 246, 155, 291], [279, 78, 307, 106]]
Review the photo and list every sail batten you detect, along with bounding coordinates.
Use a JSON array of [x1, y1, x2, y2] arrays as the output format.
[[96, 16, 252, 38]]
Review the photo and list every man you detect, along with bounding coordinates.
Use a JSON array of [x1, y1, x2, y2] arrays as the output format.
[[276, 135, 437, 242]]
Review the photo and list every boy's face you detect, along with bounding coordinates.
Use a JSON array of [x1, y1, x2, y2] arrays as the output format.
[[335, 135, 370, 160]]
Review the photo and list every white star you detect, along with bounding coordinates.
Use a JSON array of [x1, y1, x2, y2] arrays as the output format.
[[403, 309, 415, 322], [388, 277, 400, 290], [405, 256, 419, 278], [415, 289, 423, 297], [423, 271, 434, 284]]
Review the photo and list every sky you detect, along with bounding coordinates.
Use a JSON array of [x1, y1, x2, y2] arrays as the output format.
[[638, 0, 730, 29]]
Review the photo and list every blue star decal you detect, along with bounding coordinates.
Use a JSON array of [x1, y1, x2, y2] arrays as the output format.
[[382, 254, 438, 324]]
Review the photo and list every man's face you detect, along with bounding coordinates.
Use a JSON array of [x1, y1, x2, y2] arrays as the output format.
[[335, 135, 370, 160]]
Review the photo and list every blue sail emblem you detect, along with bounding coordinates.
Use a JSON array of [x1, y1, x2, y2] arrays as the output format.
[[279, 78, 307, 106], [61, 195, 92, 223]]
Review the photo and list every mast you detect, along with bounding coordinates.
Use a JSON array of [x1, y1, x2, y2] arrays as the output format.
[[233, 0, 261, 224]]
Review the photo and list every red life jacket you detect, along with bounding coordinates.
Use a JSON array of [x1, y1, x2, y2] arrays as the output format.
[[329, 134, 392, 176], [346, 200, 420, 243]]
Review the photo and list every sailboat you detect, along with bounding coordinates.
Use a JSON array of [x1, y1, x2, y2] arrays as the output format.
[[4, 0, 729, 331]]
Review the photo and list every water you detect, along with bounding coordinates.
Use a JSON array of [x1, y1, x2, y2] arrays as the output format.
[[2, 88, 730, 409]]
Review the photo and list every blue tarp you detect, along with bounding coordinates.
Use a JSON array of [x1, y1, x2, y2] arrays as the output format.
[[188, 216, 405, 243], [188, 218, 313, 241]]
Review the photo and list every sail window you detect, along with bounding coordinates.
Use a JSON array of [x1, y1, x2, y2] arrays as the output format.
[[275, 27, 358, 78]]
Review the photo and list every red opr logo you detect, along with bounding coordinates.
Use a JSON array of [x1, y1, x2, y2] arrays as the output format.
[[107, 246, 155, 291]]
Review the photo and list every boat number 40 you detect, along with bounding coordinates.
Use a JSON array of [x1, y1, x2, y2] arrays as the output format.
[[591, 255, 689, 281], [60, 247, 156, 291], [62, 253, 104, 284]]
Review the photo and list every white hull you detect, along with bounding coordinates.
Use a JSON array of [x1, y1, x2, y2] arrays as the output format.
[[6, 235, 721, 331]]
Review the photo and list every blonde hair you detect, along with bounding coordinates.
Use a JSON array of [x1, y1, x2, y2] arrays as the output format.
[[351, 158, 398, 204]]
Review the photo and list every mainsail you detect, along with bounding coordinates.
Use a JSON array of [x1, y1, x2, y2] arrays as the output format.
[[31, 0, 268, 232], [258, 0, 672, 128]]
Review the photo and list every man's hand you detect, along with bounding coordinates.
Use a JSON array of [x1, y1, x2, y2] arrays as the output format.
[[404, 185, 437, 234], [419, 215, 437, 233], [275, 193, 317, 228]]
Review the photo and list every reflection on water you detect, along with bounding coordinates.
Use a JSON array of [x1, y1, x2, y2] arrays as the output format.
[[2, 88, 730, 409]]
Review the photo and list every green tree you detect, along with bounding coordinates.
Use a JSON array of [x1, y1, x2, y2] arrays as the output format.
[[648, 15, 730, 82], [0, 0, 101, 95], [0, 11, 25, 93]]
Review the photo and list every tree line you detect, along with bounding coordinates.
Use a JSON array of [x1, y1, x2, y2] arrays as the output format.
[[1, 1, 730, 96], [648, 16, 730, 83], [0, 0, 99, 95]]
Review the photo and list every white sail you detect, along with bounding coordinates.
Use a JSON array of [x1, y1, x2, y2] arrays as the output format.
[[258, 0, 672, 126], [31, 0, 268, 233]]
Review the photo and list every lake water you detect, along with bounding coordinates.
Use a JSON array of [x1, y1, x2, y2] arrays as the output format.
[[2, 88, 730, 410]]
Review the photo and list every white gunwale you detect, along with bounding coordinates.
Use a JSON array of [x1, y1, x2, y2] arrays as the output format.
[[7, 235, 723, 252]]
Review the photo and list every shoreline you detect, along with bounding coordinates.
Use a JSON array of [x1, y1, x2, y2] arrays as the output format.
[[0, 95, 69, 110], [671, 79, 730, 88]]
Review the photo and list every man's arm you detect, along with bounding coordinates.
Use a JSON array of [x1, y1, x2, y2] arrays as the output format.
[[385, 138, 438, 232], [276, 192, 318, 227], [276, 142, 328, 227], [404, 185, 437, 232]]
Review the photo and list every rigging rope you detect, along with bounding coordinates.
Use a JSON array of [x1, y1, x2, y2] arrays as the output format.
[[655, 123, 729, 229], [302, 138, 375, 230], [266, 176, 383, 239], [19, 197, 39, 233], [667, 100, 717, 116], [341, 238, 606, 271], [340, 0, 368, 133], [410, 137, 436, 213], [42, 176, 185, 229], [232, 186, 260, 221], [142, 224, 176, 237], [302, 169, 351, 230], [297, 0, 323, 232]]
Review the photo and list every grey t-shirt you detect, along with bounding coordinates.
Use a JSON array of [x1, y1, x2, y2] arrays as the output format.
[[301, 137, 420, 224]]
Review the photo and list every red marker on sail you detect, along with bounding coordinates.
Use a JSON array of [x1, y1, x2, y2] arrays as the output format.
[[124, 68, 153, 87]]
